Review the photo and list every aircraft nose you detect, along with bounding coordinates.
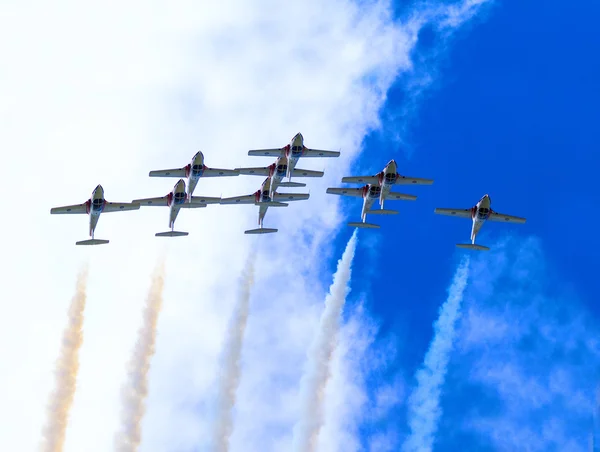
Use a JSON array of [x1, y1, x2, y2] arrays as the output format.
[[95, 184, 102, 190], [296, 132, 303, 140]]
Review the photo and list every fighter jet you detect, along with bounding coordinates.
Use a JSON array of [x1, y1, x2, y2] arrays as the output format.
[[133, 179, 221, 237], [434, 194, 526, 251], [148, 151, 239, 196], [220, 176, 310, 234], [50, 184, 140, 245], [235, 155, 323, 198], [248, 133, 339, 182], [326, 184, 416, 229], [341, 159, 433, 209]]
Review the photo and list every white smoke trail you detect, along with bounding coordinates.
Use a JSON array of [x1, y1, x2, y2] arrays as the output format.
[[292, 231, 358, 452], [402, 256, 470, 452], [114, 262, 165, 452], [212, 255, 256, 452], [40, 266, 88, 452]]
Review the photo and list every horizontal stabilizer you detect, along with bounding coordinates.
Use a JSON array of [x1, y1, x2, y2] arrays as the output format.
[[347, 222, 380, 229], [278, 181, 306, 187], [244, 228, 278, 234], [255, 201, 288, 207], [155, 231, 189, 237], [179, 203, 207, 209], [366, 209, 398, 215], [76, 239, 109, 246], [456, 243, 490, 251]]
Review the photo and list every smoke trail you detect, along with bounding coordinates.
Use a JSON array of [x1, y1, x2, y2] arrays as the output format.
[[292, 231, 358, 452], [402, 256, 470, 452], [212, 254, 256, 452], [114, 262, 165, 452], [40, 266, 88, 452]]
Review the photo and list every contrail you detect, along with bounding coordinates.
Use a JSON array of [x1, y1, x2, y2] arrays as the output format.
[[402, 256, 470, 452], [40, 266, 88, 452], [114, 261, 165, 452], [292, 231, 358, 452], [212, 254, 256, 452]]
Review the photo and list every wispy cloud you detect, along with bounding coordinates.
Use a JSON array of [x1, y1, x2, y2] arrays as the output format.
[[446, 236, 600, 451], [402, 256, 470, 452], [0, 1, 492, 451]]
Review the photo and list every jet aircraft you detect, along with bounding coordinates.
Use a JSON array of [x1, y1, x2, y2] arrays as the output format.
[[326, 184, 416, 229], [235, 155, 323, 198], [248, 133, 340, 181], [133, 179, 221, 237], [50, 184, 140, 245], [341, 159, 433, 209], [434, 194, 526, 250], [149, 151, 239, 196], [220, 176, 310, 234]]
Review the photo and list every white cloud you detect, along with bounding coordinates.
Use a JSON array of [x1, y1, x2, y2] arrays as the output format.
[[453, 236, 599, 452], [0, 1, 489, 451]]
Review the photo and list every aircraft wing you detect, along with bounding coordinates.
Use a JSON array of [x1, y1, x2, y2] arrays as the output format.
[[488, 212, 526, 224], [235, 167, 271, 176], [395, 176, 434, 185], [103, 202, 140, 213], [220, 194, 256, 205], [189, 195, 221, 204], [434, 208, 472, 219], [273, 192, 310, 202], [149, 167, 187, 177], [303, 148, 340, 158], [133, 196, 170, 206], [291, 169, 324, 178], [326, 187, 364, 197], [248, 148, 285, 157], [387, 192, 417, 201], [50, 203, 88, 214], [341, 176, 379, 184], [202, 167, 239, 177]]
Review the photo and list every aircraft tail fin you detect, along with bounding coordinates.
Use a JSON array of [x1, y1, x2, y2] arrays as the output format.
[[456, 243, 490, 251], [76, 239, 109, 246]]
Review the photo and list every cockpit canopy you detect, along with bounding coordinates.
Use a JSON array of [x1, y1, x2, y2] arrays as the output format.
[[369, 185, 381, 195], [277, 164, 287, 172], [384, 173, 396, 182], [174, 192, 186, 203], [291, 145, 303, 152], [478, 207, 490, 218], [92, 198, 104, 210], [191, 164, 203, 176]]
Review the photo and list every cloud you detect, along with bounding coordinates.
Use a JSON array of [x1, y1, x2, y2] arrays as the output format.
[[446, 236, 600, 451], [0, 1, 490, 451]]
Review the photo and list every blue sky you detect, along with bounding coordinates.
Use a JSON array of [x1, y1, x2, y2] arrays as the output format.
[[1, 1, 598, 451], [329, 0, 600, 450]]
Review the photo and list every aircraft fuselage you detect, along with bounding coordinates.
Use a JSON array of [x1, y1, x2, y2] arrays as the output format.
[[168, 179, 189, 229], [88, 184, 105, 237], [183, 151, 205, 196], [470, 194, 492, 243], [360, 184, 381, 222]]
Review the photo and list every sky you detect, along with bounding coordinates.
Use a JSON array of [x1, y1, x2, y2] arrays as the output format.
[[0, 0, 598, 451]]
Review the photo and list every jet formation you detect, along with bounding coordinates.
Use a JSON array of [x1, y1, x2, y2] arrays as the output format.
[[50, 133, 526, 250]]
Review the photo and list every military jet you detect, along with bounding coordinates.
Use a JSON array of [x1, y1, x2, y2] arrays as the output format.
[[434, 194, 526, 250], [220, 176, 309, 234], [326, 184, 416, 229], [235, 155, 323, 198], [50, 184, 140, 245], [341, 159, 433, 209], [149, 151, 239, 196], [133, 179, 220, 237], [247, 133, 339, 182]]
